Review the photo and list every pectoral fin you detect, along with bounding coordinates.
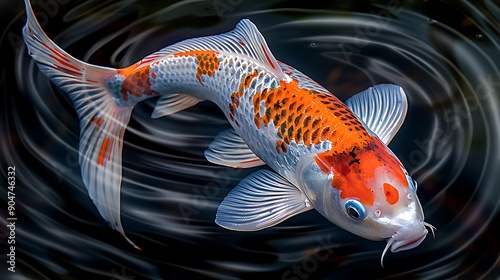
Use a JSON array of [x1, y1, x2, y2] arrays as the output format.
[[345, 84, 408, 144], [215, 169, 312, 231]]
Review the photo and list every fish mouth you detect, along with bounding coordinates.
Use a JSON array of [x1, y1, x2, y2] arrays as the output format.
[[380, 228, 430, 267], [390, 234, 427, 253], [380, 234, 427, 267]]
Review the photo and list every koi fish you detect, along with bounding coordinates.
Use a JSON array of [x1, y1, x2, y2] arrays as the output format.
[[22, 0, 434, 265]]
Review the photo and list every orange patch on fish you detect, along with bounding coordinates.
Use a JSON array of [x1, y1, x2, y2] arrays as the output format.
[[253, 78, 368, 151], [276, 140, 287, 154], [229, 69, 259, 125], [98, 137, 110, 166], [118, 63, 158, 101], [240, 158, 261, 164], [174, 50, 220, 85], [383, 183, 399, 204], [316, 151, 375, 206], [40, 41, 82, 76], [90, 116, 105, 128], [315, 136, 407, 206]]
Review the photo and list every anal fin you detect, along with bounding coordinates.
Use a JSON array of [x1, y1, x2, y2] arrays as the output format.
[[151, 93, 203, 119]]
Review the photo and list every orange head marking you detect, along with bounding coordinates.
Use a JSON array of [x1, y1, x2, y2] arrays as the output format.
[[314, 137, 408, 206], [383, 183, 399, 204]]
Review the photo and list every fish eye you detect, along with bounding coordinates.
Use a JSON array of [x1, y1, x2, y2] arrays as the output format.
[[406, 175, 418, 191], [345, 199, 366, 220]]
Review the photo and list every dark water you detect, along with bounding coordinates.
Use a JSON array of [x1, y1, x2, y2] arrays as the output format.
[[1, 0, 499, 279]]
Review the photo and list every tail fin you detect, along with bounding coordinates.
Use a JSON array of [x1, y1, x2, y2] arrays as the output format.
[[22, 0, 139, 248]]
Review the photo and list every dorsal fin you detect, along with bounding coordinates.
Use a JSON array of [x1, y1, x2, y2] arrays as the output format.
[[229, 19, 284, 77], [145, 19, 287, 80]]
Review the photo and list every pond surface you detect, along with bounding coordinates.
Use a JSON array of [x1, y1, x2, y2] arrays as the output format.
[[1, 0, 499, 279]]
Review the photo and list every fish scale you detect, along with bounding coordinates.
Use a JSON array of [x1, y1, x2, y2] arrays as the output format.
[[128, 50, 292, 172]]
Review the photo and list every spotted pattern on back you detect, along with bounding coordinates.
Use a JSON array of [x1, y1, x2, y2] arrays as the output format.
[[249, 78, 369, 154], [229, 69, 260, 126], [174, 50, 220, 85], [118, 63, 158, 101]]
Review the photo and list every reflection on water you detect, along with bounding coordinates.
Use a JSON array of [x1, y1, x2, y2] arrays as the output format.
[[1, 0, 499, 279]]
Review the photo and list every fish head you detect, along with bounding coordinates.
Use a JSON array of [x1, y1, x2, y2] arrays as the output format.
[[331, 172, 431, 266], [299, 136, 433, 264]]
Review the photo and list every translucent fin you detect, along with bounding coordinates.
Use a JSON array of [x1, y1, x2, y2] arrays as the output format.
[[151, 93, 203, 119], [150, 19, 286, 80], [216, 170, 312, 231], [23, 0, 138, 248], [345, 84, 408, 144], [204, 129, 265, 168], [78, 109, 135, 247]]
